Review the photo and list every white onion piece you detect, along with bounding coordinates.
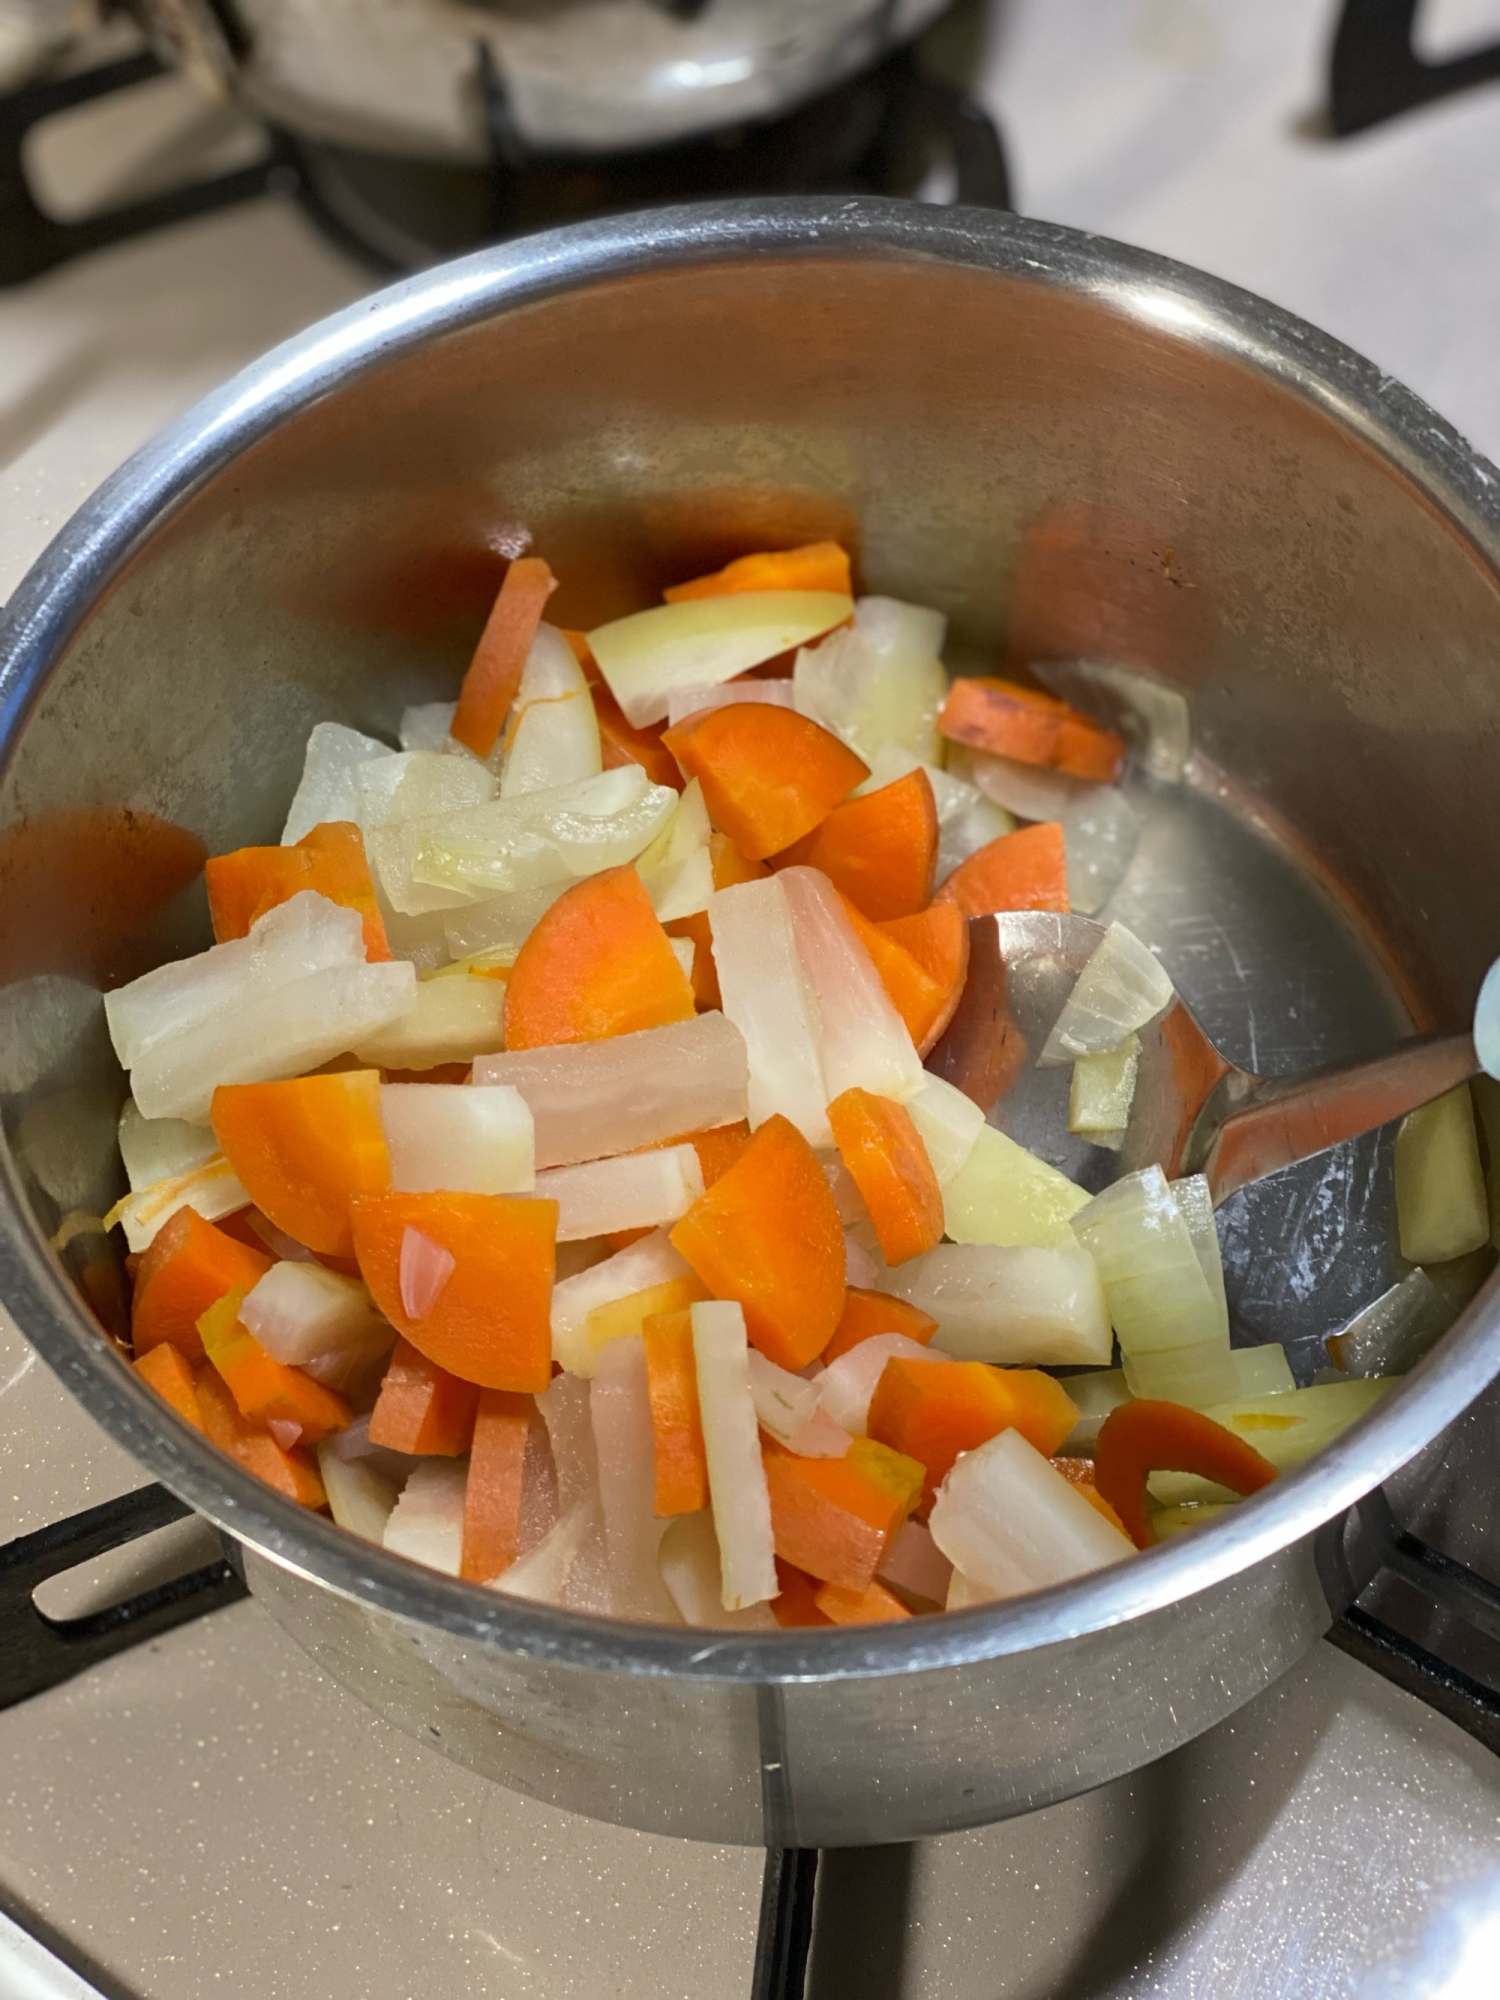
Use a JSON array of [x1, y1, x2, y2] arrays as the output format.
[[499, 627, 602, 797], [937, 795, 1016, 885], [1068, 1036, 1139, 1142], [708, 875, 831, 1146], [1150, 1380, 1398, 1507], [658, 1511, 778, 1628], [1393, 1086, 1490, 1265], [906, 1074, 986, 1185], [103, 1156, 249, 1254], [536, 1371, 599, 1512], [351, 973, 507, 1070], [1172, 1172, 1229, 1323], [1040, 922, 1173, 1064], [399, 1226, 455, 1321], [476, 1012, 748, 1168], [784, 1406, 853, 1459], [929, 1429, 1134, 1600], [398, 701, 458, 754], [591, 591, 852, 728], [1327, 1271, 1454, 1380], [316, 1445, 399, 1544], [946, 1568, 993, 1610], [1476, 957, 1500, 1079], [443, 880, 570, 961], [746, 1349, 821, 1445], [535, 1144, 704, 1242], [380, 1082, 534, 1195], [844, 1230, 878, 1288], [1061, 788, 1141, 915], [693, 1301, 779, 1610], [281, 722, 395, 845], [240, 1262, 388, 1385], [636, 778, 713, 924], [792, 596, 947, 764], [665, 680, 797, 727], [1233, 1343, 1296, 1397], [377, 895, 454, 973], [550, 1228, 693, 1375], [1056, 1368, 1130, 1454], [877, 1520, 953, 1605], [490, 1495, 601, 1605], [117, 1099, 217, 1191], [781, 865, 924, 1104], [1122, 1342, 1241, 1407], [590, 1335, 681, 1622], [952, 746, 1093, 823], [884, 1243, 1112, 1367], [941, 1125, 1090, 1250], [816, 1332, 934, 1436], [358, 753, 496, 867], [855, 741, 991, 832], [383, 1460, 467, 1575]]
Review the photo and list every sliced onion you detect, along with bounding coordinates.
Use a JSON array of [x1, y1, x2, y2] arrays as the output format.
[[884, 1242, 1111, 1367], [692, 1300, 779, 1610], [636, 779, 714, 924], [352, 973, 507, 1071], [936, 795, 1016, 886], [783, 1406, 853, 1459], [398, 1225, 455, 1321], [780, 865, 924, 1104], [116, 1099, 218, 1192], [382, 1460, 467, 1575], [905, 1074, 986, 1185], [844, 1230, 878, 1288], [490, 1495, 600, 1605], [928, 1428, 1133, 1599], [1068, 1035, 1139, 1141], [1061, 788, 1141, 915], [398, 701, 458, 754], [500, 627, 601, 797], [951, 745, 1093, 823], [1393, 1086, 1489, 1264], [104, 1155, 249, 1254], [665, 680, 797, 727], [316, 1445, 400, 1543], [792, 596, 947, 764], [746, 1348, 822, 1445], [1039, 921, 1174, 1064], [816, 1332, 934, 1436], [658, 1511, 778, 1628], [1326, 1269, 1454, 1379], [240, 1260, 387, 1375], [281, 722, 395, 845], [708, 874, 831, 1146], [591, 592, 852, 728], [940, 1125, 1090, 1250]]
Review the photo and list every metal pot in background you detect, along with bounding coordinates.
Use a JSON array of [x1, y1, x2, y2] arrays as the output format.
[[0, 199, 1498, 1848]]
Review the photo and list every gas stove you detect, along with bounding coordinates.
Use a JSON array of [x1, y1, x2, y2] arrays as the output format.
[[5, 4, 1500, 1997]]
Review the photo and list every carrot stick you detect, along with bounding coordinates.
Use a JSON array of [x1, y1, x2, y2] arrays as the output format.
[[1055, 711, 1127, 782], [195, 1364, 327, 1508], [775, 768, 938, 920], [934, 822, 1070, 918], [823, 1286, 937, 1365], [1093, 1400, 1278, 1549], [134, 1341, 205, 1430], [827, 1088, 944, 1266], [770, 1558, 833, 1627], [642, 1307, 709, 1516], [451, 557, 558, 759], [866, 1356, 1079, 1513], [938, 675, 1126, 782], [197, 1290, 352, 1443], [664, 541, 853, 602], [205, 821, 390, 960], [670, 1113, 845, 1369], [461, 1388, 533, 1581], [212, 1070, 390, 1258], [661, 706, 868, 861], [503, 863, 697, 1051], [762, 1434, 923, 1590], [814, 1578, 912, 1624], [131, 1207, 272, 1364], [367, 1336, 481, 1454], [877, 904, 970, 1052]]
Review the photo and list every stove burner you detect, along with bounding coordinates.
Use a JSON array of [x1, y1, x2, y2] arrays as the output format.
[[1330, 0, 1500, 136]]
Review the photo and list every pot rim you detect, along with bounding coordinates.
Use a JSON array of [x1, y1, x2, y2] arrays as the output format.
[[2, 195, 1498, 1684]]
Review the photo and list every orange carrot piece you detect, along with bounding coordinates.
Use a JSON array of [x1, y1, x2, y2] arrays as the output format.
[[205, 821, 391, 961], [134, 1341, 205, 1431], [814, 1577, 912, 1625], [503, 863, 696, 1051], [131, 1207, 272, 1365], [669, 1114, 845, 1370], [642, 1307, 710, 1516], [836, 895, 944, 1049], [827, 1088, 944, 1267], [771, 1558, 833, 1628], [212, 1070, 390, 1259], [934, 821, 1070, 918], [1051, 1456, 1131, 1537], [667, 832, 770, 1006], [877, 905, 970, 1053], [1055, 711, 1126, 782], [762, 1434, 922, 1591], [867, 1357, 1079, 1513], [664, 541, 853, 602], [1094, 1400, 1279, 1550], [775, 769, 938, 920], [592, 679, 685, 791], [823, 1286, 938, 1365], [451, 556, 558, 759], [937, 677, 1066, 766], [197, 1290, 352, 1443], [461, 1388, 533, 1582], [607, 1226, 655, 1253], [350, 1190, 556, 1392], [684, 1120, 753, 1187], [661, 706, 868, 861], [367, 1335, 480, 1455], [195, 1364, 327, 1508]]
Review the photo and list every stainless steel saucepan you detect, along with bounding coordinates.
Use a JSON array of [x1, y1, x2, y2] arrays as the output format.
[[0, 199, 1497, 1848]]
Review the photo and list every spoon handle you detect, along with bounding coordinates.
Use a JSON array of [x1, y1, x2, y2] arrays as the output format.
[[1195, 1032, 1479, 1205]]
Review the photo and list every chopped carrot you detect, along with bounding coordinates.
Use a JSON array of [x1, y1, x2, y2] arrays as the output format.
[[503, 863, 696, 1051], [461, 1389, 533, 1582], [664, 541, 853, 602], [878, 905, 970, 1053], [451, 556, 557, 759], [771, 1558, 833, 1628], [205, 821, 390, 960], [666, 832, 769, 1006], [607, 1226, 655, 1253], [670, 1114, 845, 1370], [642, 1308, 709, 1516], [775, 769, 937, 920], [592, 679, 685, 791], [134, 1342, 205, 1431], [349, 1190, 556, 1391], [1055, 711, 1127, 782], [1051, 1455, 1130, 1537], [934, 822, 1069, 918], [368, 1336, 480, 1455], [866, 1357, 1079, 1513], [130, 1207, 272, 1365], [684, 1120, 753, 1187], [762, 1434, 923, 1591], [195, 1364, 326, 1508], [1094, 1400, 1278, 1550], [837, 895, 943, 1049], [212, 1070, 390, 1259], [561, 630, 599, 678], [661, 706, 868, 861], [823, 1287, 937, 1365], [197, 1290, 352, 1444], [827, 1088, 944, 1266], [937, 675, 1126, 783], [814, 1578, 912, 1624]]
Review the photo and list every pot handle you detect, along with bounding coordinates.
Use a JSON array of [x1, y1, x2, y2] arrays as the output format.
[[752, 1848, 819, 2000]]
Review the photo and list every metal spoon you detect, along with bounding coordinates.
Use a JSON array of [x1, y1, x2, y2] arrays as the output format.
[[927, 912, 1479, 1206]]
